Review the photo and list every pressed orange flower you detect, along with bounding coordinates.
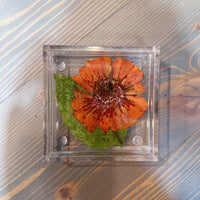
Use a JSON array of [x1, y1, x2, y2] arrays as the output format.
[[72, 57, 148, 133]]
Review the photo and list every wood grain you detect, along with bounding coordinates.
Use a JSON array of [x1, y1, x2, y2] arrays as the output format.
[[0, 0, 200, 199], [1, 168, 46, 200]]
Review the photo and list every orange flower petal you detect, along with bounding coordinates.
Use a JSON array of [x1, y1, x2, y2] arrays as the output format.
[[84, 57, 111, 80], [101, 57, 112, 78], [121, 100, 144, 118], [119, 106, 138, 125], [72, 89, 93, 122], [72, 89, 93, 110], [98, 108, 117, 133], [72, 89, 103, 133], [73, 108, 88, 124], [122, 65, 144, 87], [73, 88, 92, 98], [83, 106, 102, 133], [112, 58, 122, 79], [89, 58, 104, 79], [113, 107, 129, 130], [125, 96, 148, 113], [113, 107, 134, 130], [73, 106, 100, 132], [79, 66, 95, 86], [84, 61, 99, 81], [119, 59, 134, 81], [72, 75, 93, 93], [125, 82, 146, 95], [113, 58, 134, 80], [113, 107, 137, 130]]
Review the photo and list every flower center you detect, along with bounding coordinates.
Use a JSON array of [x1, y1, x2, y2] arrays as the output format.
[[93, 79, 124, 106]]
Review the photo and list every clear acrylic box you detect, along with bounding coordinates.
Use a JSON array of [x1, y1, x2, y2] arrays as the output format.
[[43, 46, 160, 163]]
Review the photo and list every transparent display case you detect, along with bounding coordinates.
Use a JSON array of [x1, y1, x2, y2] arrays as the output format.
[[43, 46, 160, 163]]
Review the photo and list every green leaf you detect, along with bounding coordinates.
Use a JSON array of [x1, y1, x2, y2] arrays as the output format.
[[54, 74, 128, 149]]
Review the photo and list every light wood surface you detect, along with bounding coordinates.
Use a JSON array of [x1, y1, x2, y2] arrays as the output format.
[[1, 1, 200, 199]]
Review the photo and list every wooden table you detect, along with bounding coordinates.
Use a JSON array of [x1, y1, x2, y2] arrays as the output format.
[[1, 1, 200, 199]]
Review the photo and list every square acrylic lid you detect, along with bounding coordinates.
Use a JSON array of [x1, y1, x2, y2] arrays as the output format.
[[43, 46, 160, 163]]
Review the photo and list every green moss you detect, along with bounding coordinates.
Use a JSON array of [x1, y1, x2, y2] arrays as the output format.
[[54, 74, 127, 149]]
